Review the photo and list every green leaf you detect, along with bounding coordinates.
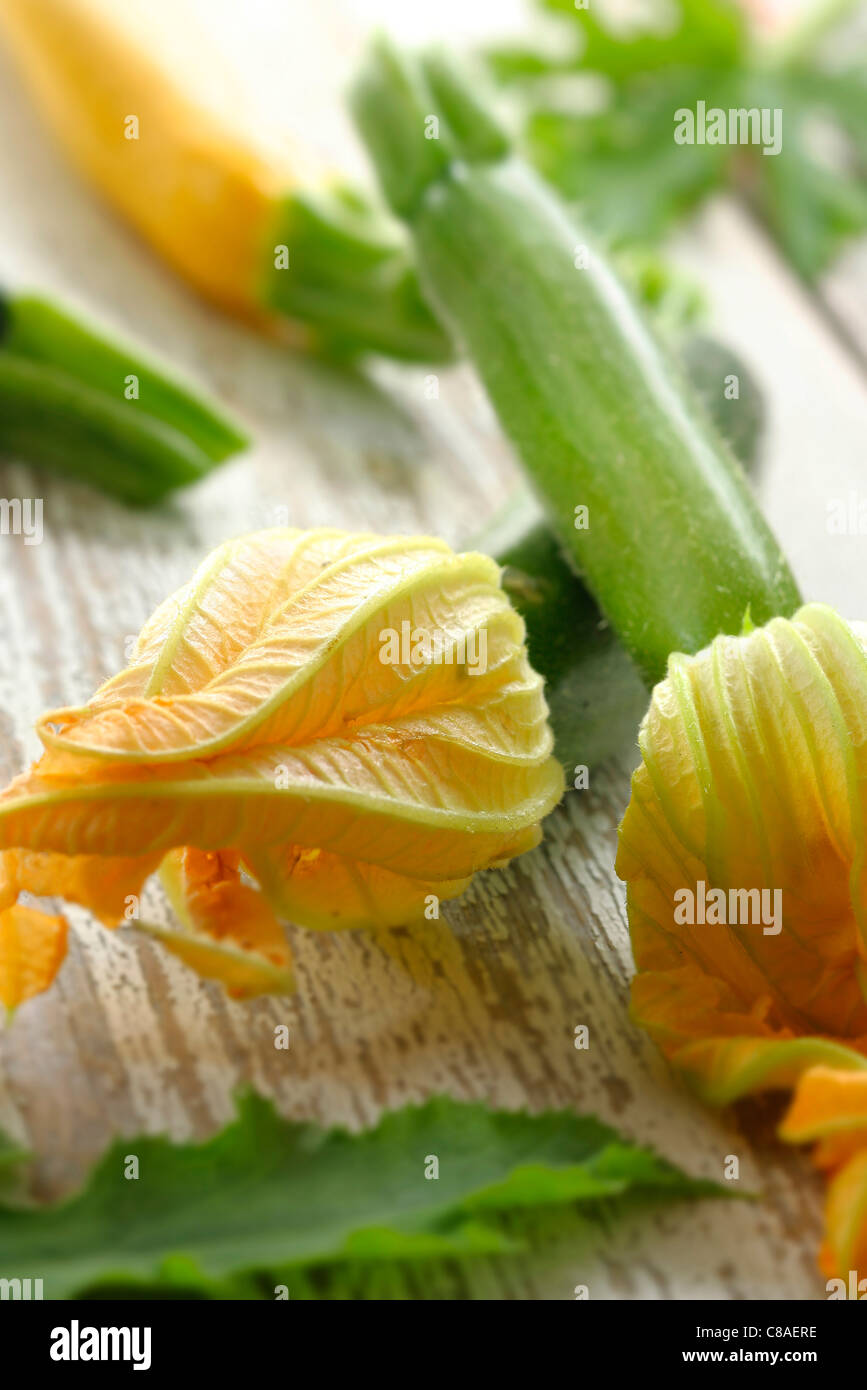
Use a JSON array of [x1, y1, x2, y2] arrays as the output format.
[[490, 0, 867, 278], [0, 1092, 725, 1299], [756, 71, 867, 279], [523, 71, 737, 248], [0, 1130, 30, 1208], [540, 0, 747, 80]]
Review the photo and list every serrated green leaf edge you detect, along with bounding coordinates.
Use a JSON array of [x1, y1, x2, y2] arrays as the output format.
[[0, 1091, 728, 1299]]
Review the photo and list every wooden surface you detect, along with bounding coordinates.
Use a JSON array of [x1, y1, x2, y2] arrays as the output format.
[[1, 0, 866, 1299]]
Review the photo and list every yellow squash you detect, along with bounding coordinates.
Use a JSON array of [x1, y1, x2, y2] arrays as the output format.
[[0, 0, 451, 358], [0, 0, 303, 319]]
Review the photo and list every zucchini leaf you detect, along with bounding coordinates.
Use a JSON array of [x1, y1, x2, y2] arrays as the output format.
[[0, 1130, 29, 1207], [490, 0, 867, 278], [0, 1092, 727, 1299]]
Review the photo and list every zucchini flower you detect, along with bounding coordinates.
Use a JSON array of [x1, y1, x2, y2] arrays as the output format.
[[0, 528, 564, 1009], [617, 603, 867, 1280]]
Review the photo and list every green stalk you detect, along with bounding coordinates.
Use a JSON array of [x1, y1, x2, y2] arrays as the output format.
[[352, 41, 800, 688], [0, 293, 247, 504], [261, 185, 454, 363]]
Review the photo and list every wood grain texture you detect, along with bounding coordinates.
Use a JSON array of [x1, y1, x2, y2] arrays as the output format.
[[1, 0, 865, 1300]]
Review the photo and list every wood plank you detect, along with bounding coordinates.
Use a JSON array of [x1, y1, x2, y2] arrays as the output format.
[[820, 238, 867, 371], [672, 198, 867, 618]]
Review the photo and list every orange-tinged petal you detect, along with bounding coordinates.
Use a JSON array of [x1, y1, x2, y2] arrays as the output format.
[[246, 843, 472, 932], [1, 847, 161, 925], [619, 607, 867, 1045], [136, 919, 294, 1000], [0, 903, 68, 1011], [0, 846, 158, 1008], [781, 1067, 867, 1168], [0, 854, 16, 913], [0, 719, 561, 879], [154, 847, 293, 998], [818, 1149, 867, 1281], [0, 527, 562, 999], [161, 847, 291, 965], [36, 535, 520, 764], [74, 529, 381, 708], [617, 604, 867, 1277]]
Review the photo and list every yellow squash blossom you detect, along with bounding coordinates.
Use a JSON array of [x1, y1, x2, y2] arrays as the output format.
[[617, 603, 867, 1281], [0, 528, 563, 1009]]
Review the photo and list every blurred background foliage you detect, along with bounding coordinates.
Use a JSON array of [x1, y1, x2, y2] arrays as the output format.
[[486, 0, 867, 279]]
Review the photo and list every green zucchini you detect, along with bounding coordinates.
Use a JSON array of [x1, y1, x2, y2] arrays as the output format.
[[482, 334, 766, 771], [352, 42, 800, 689], [487, 500, 647, 774], [0, 292, 247, 504]]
